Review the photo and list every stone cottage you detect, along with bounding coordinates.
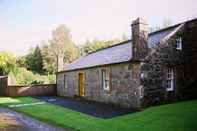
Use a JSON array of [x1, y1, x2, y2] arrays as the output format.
[[57, 18, 197, 108]]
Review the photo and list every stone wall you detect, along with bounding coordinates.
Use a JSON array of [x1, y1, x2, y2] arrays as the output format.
[[141, 44, 183, 105], [140, 38, 184, 106], [57, 19, 197, 108], [57, 62, 142, 108], [140, 19, 197, 106], [182, 19, 197, 99]]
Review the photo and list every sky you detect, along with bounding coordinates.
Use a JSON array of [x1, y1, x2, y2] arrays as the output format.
[[0, 0, 197, 55]]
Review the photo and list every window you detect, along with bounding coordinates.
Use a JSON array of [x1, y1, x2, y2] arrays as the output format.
[[166, 68, 174, 91], [175, 37, 182, 50], [102, 69, 110, 91], [140, 71, 147, 79], [139, 85, 144, 98], [140, 73, 144, 79]]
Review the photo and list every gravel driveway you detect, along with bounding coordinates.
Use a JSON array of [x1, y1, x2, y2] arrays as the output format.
[[0, 108, 67, 131]]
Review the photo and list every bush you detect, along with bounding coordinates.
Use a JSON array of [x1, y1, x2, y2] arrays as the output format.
[[8, 67, 56, 85], [47, 74, 56, 84], [0, 51, 16, 75], [30, 80, 44, 85]]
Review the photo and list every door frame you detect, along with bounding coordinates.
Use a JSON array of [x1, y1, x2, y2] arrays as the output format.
[[78, 72, 85, 97]]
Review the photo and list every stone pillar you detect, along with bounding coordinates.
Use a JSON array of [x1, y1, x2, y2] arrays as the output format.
[[131, 18, 148, 59]]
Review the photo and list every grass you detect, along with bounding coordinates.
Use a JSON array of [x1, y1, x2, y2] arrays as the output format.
[[0, 97, 197, 131], [0, 123, 8, 128]]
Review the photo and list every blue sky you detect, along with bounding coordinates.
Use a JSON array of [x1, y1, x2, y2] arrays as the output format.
[[0, 0, 197, 55]]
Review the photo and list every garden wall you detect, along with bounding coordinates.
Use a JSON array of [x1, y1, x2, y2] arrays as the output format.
[[0, 76, 8, 96], [6, 84, 56, 97]]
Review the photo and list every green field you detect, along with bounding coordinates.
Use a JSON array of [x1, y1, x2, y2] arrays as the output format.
[[0, 97, 197, 131]]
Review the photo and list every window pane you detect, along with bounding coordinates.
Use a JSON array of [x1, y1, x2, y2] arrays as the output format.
[[102, 69, 110, 91], [176, 37, 182, 50], [166, 68, 174, 91]]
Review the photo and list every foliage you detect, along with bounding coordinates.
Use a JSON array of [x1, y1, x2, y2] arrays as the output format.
[[41, 41, 57, 74], [162, 18, 173, 28], [0, 51, 55, 85], [0, 24, 79, 84], [46, 74, 56, 84], [0, 25, 124, 84], [80, 39, 122, 55], [0, 97, 197, 131], [41, 25, 79, 73], [25, 46, 44, 74], [50, 25, 79, 62], [149, 25, 162, 33], [149, 18, 173, 33], [16, 56, 27, 68], [0, 51, 16, 75], [8, 67, 55, 85], [30, 80, 44, 85]]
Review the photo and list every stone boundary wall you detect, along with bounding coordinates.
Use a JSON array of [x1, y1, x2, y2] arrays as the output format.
[[6, 84, 56, 97]]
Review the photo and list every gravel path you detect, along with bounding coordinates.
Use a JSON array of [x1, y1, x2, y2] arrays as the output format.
[[0, 108, 67, 131]]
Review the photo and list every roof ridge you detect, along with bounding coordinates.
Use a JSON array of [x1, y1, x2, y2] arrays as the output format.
[[149, 17, 197, 35], [58, 17, 197, 73], [84, 17, 197, 56]]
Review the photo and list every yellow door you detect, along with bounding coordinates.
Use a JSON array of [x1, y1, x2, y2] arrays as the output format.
[[79, 73, 85, 97]]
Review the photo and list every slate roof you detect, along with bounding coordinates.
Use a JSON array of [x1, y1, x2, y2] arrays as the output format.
[[62, 24, 180, 72]]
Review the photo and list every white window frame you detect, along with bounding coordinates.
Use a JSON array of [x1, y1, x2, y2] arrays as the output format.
[[140, 73, 144, 79], [140, 71, 147, 79], [175, 37, 182, 50], [166, 68, 174, 91], [139, 85, 144, 98], [102, 69, 110, 91]]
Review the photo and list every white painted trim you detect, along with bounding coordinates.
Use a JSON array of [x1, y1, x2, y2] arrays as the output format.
[[166, 68, 174, 91]]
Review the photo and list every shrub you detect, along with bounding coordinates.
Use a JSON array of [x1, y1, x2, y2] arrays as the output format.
[[0, 51, 16, 75], [8, 67, 56, 85]]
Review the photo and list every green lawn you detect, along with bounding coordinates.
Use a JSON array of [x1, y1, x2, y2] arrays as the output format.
[[0, 97, 197, 131]]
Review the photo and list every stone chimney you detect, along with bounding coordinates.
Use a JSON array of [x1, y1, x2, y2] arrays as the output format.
[[131, 18, 148, 59], [57, 54, 64, 72]]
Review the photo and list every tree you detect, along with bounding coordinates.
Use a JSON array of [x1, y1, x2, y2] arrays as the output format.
[[41, 41, 56, 74], [16, 56, 27, 68], [80, 39, 122, 55], [33, 46, 43, 73], [25, 46, 44, 74], [50, 25, 79, 71], [149, 25, 161, 33], [149, 18, 173, 33], [0, 51, 16, 75], [162, 18, 173, 28], [122, 33, 129, 40]]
